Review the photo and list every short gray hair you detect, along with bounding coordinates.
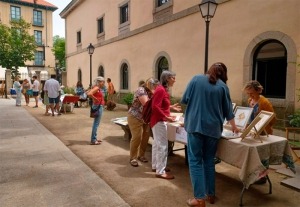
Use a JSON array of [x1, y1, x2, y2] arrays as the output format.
[[93, 76, 105, 86], [160, 70, 176, 88]]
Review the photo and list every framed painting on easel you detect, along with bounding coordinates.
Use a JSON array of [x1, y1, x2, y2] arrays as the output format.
[[241, 110, 275, 143]]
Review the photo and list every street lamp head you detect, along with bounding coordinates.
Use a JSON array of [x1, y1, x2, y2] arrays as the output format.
[[199, 0, 218, 22], [55, 58, 59, 64], [87, 43, 95, 55]]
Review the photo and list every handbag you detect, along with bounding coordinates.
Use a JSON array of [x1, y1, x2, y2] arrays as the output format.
[[26, 89, 33, 95], [90, 104, 101, 118]]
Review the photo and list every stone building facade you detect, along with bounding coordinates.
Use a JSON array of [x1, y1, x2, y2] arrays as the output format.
[[61, 0, 300, 127]]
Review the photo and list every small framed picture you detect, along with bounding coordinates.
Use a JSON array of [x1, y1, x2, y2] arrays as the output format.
[[223, 102, 238, 125], [232, 103, 236, 111], [231, 106, 253, 129]]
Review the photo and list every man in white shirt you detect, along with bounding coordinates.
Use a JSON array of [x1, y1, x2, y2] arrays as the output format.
[[44, 75, 61, 116], [32, 75, 40, 108]]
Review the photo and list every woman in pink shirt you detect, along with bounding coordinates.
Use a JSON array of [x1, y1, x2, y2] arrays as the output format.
[[150, 71, 181, 179]]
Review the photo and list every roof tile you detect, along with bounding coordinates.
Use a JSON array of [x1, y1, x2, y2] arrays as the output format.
[[18, 0, 58, 9]]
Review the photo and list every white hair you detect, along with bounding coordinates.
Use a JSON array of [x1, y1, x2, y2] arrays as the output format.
[[93, 76, 105, 86]]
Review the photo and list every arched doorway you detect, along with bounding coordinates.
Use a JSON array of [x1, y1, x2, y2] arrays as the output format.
[[157, 57, 169, 81], [121, 63, 129, 90], [98, 66, 104, 77], [253, 40, 287, 99], [78, 69, 82, 82]]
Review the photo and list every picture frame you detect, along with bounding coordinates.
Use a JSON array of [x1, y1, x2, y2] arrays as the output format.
[[241, 110, 275, 143], [225, 106, 253, 129], [223, 102, 237, 125], [251, 110, 275, 134], [232, 102, 236, 111]]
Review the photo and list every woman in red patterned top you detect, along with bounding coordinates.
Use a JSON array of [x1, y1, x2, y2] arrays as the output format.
[[151, 71, 181, 179], [87, 76, 105, 145]]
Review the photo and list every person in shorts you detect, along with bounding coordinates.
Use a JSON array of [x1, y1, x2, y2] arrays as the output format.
[[44, 75, 61, 116], [32, 76, 40, 108]]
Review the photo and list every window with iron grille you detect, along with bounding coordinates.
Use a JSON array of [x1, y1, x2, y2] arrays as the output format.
[[98, 18, 104, 34], [34, 30, 42, 45], [10, 6, 21, 20], [120, 4, 129, 24], [33, 10, 42, 26]]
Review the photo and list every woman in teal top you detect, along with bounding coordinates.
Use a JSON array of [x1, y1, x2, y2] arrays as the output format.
[[181, 63, 239, 207]]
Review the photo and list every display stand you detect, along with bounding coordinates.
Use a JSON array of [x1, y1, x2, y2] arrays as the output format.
[[241, 110, 275, 143]]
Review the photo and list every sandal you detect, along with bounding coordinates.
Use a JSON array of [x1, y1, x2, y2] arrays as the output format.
[[97, 139, 102, 142], [90, 141, 101, 145], [44, 113, 51, 116], [187, 198, 205, 207], [130, 159, 138, 167], [137, 157, 148, 163]]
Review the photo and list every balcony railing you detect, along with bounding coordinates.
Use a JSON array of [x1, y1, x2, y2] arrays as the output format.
[[32, 18, 44, 27]]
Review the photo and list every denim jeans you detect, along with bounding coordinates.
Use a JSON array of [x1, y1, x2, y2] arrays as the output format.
[[90, 104, 103, 142], [187, 132, 219, 199]]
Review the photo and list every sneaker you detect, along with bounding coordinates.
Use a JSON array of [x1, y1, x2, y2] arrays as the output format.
[[33, 106, 38, 108]]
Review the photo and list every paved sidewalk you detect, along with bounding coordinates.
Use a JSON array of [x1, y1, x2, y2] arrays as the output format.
[[0, 98, 130, 207]]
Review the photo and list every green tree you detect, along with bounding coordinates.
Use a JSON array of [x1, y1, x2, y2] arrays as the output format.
[[52, 35, 66, 70], [0, 18, 37, 80]]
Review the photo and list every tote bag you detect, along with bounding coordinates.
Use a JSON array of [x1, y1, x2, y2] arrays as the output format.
[[90, 105, 101, 118]]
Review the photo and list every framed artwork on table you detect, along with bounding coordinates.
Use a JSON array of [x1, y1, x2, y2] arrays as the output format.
[[225, 106, 253, 129], [241, 110, 275, 143], [251, 110, 275, 134], [232, 103, 236, 111], [223, 102, 237, 125]]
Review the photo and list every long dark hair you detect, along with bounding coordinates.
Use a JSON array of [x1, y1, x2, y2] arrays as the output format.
[[206, 62, 228, 84], [76, 81, 83, 87]]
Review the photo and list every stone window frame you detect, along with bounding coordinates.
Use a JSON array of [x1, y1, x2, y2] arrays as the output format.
[[118, 0, 130, 35], [76, 28, 82, 50], [98, 64, 105, 77], [243, 31, 297, 110], [152, 0, 173, 22], [119, 59, 130, 92], [96, 14, 105, 38]]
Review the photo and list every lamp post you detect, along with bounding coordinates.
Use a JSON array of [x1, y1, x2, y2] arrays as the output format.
[[87, 43, 95, 106], [199, 0, 218, 73], [55, 58, 59, 82]]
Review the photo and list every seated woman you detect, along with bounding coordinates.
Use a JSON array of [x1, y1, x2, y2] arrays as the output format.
[[74, 81, 86, 107]]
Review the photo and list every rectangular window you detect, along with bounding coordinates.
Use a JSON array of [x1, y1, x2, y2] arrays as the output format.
[[158, 0, 170, 7], [10, 6, 21, 20], [77, 31, 81, 44], [34, 30, 42, 45], [33, 10, 42, 26], [34, 51, 43, 65], [98, 18, 104, 34], [120, 4, 129, 24]]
